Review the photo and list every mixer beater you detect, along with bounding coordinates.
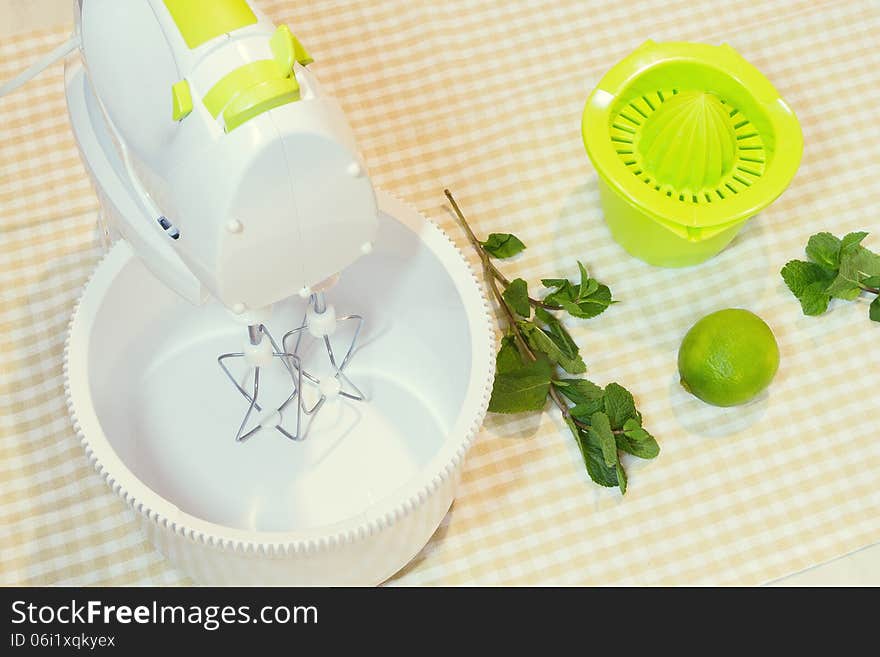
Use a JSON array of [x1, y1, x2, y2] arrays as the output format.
[[217, 324, 304, 442], [283, 291, 367, 407], [218, 290, 366, 442]]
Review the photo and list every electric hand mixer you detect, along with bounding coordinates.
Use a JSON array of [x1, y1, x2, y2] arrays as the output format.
[[67, 0, 379, 441], [2, 0, 495, 584]]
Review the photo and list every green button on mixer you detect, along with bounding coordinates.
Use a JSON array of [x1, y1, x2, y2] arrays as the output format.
[[270, 24, 314, 77], [171, 79, 193, 121], [222, 78, 300, 132]]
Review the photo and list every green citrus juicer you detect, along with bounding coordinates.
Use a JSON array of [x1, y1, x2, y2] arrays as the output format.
[[582, 41, 803, 267]]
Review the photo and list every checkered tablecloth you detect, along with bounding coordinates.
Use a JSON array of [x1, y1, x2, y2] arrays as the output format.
[[2, 0, 879, 586]]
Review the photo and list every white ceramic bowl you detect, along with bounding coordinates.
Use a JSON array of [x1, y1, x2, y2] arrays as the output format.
[[64, 191, 494, 585]]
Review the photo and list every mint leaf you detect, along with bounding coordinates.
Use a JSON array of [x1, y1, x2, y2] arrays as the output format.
[[488, 356, 552, 413], [603, 382, 640, 430], [809, 233, 879, 301], [541, 278, 568, 289], [536, 307, 579, 363], [553, 379, 604, 405], [543, 280, 575, 307], [617, 418, 661, 459], [589, 411, 618, 468], [806, 232, 842, 270], [534, 306, 555, 324], [616, 462, 628, 495], [481, 233, 526, 259], [781, 260, 835, 315], [580, 279, 600, 299], [518, 321, 586, 374], [503, 278, 531, 317], [570, 399, 606, 419], [542, 270, 613, 320], [781, 260, 834, 297], [577, 261, 599, 300], [850, 245, 880, 279], [799, 281, 832, 316], [827, 256, 865, 301], [566, 419, 619, 488], [784, 231, 880, 323], [871, 296, 880, 323], [561, 284, 614, 320], [583, 283, 614, 311], [617, 433, 660, 460], [841, 231, 869, 255], [825, 238, 880, 300], [496, 334, 522, 374], [545, 331, 586, 374]]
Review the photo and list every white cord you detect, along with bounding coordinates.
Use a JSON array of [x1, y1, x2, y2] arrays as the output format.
[[0, 34, 81, 99]]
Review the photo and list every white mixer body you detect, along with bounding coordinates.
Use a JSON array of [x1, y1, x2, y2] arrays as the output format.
[[69, 0, 379, 312]]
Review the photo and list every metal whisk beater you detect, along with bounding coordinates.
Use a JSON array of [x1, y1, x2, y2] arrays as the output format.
[[218, 292, 365, 442]]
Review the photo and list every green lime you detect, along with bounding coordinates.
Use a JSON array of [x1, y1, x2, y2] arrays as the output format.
[[677, 308, 779, 407]]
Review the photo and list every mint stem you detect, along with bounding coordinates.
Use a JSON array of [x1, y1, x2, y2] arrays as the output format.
[[486, 262, 564, 311], [444, 191, 561, 311], [445, 189, 582, 427]]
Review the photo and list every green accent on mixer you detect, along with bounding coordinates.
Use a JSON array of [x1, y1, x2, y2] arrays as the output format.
[[163, 0, 257, 49], [270, 25, 314, 76], [202, 60, 300, 131], [222, 79, 300, 131], [582, 41, 802, 268], [171, 80, 193, 121]]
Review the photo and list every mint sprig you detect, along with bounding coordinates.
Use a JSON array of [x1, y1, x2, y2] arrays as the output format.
[[481, 233, 526, 259], [445, 190, 659, 493], [782, 231, 880, 322]]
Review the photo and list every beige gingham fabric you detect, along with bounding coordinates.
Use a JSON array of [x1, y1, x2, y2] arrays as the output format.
[[2, 0, 879, 586]]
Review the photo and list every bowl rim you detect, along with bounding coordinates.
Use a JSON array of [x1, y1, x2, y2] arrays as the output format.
[[64, 189, 495, 555]]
